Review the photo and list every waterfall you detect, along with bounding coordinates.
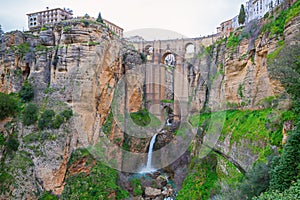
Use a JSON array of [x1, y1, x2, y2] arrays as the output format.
[[141, 134, 157, 173], [146, 133, 157, 169]]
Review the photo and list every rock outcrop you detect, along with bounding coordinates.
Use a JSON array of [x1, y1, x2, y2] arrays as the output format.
[[0, 20, 143, 198]]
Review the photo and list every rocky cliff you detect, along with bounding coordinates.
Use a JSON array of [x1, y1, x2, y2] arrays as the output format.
[[0, 19, 143, 199], [0, 5, 299, 199]]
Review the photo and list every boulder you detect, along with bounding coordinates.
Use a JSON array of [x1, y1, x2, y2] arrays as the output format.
[[145, 187, 161, 197]]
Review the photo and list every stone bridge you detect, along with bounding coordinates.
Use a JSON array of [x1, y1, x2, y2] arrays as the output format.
[[130, 34, 220, 122]]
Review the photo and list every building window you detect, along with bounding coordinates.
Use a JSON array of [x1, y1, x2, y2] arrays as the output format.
[[260, 0, 262, 10]]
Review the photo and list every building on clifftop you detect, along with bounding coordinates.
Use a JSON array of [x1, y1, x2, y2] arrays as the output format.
[[26, 7, 73, 30]]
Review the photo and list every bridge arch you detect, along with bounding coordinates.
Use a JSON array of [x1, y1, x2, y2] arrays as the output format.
[[161, 51, 176, 66], [185, 43, 195, 54], [185, 43, 195, 59], [144, 45, 154, 61]]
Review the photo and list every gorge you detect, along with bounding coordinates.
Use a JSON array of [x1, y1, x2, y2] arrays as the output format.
[[0, 1, 300, 200]]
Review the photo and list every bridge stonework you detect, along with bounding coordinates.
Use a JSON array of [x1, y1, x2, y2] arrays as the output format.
[[131, 34, 220, 122]]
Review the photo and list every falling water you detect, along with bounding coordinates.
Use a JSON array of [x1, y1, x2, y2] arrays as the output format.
[[146, 134, 157, 169], [141, 134, 157, 173]]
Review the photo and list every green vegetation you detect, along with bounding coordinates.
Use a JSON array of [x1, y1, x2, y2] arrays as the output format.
[[177, 154, 218, 200], [0, 134, 5, 146], [238, 4, 246, 25], [38, 109, 55, 130], [267, 42, 284, 62], [226, 33, 241, 49], [38, 109, 73, 130], [40, 27, 48, 31], [96, 12, 104, 23], [0, 92, 18, 120], [253, 179, 300, 200], [88, 41, 100, 46], [130, 108, 161, 127], [262, 1, 300, 36], [130, 178, 143, 196], [39, 191, 57, 200], [237, 84, 244, 98], [61, 148, 129, 200], [12, 42, 31, 57], [285, 0, 300, 23], [190, 109, 273, 147], [160, 99, 174, 103], [63, 25, 72, 33], [269, 130, 300, 192], [22, 103, 38, 126], [19, 81, 34, 102], [102, 111, 114, 135], [35, 44, 48, 52]]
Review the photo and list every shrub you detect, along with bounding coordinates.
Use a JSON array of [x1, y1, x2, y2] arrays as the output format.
[[0, 134, 5, 146], [239, 162, 270, 199], [19, 81, 34, 102], [63, 26, 72, 33], [38, 110, 55, 130], [61, 109, 73, 121], [61, 149, 129, 200], [269, 129, 300, 192], [6, 134, 19, 153], [40, 191, 57, 200], [0, 93, 18, 120], [52, 115, 64, 129], [130, 178, 143, 196], [22, 103, 38, 126], [226, 33, 241, 49]]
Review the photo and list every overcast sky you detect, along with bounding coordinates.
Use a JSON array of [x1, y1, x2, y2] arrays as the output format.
[[0, 0, 247, 37]]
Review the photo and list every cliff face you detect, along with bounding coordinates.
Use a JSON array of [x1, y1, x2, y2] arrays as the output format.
[[0, 21, 143, 198], [0, 10, 299, 199]]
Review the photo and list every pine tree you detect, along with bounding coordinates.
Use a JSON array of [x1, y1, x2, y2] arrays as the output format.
[[96, 12, 103, 23], [238, 4, 246, 25]]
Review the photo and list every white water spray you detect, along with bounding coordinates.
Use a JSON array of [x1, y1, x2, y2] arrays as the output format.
[[141, 134, 157, 173]]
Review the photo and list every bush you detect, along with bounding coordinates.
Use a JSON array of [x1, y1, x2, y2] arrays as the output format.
[[0, 134, 5, 146], [23, 103, 38, 126], [61, 109, 73, 121], [253, 179, 300, 200], [130, 178, 143, 196], [19, 81, 34, 102], [40, 191, 57, 200], [269, 129, 300, 192], [61, 149, 129, 200], [6, 134, 19, 153], [239, 162, 270, 199], [52, 115, 64, 129], [0, 92, 18, 120], [38, 110, 55, 130]]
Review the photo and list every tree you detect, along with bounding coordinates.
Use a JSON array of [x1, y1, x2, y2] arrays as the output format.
[[23, 103, 38, 126], [38, 109, 55, 130], [238, 4, 246, 25], [96, 12, 103, 23], [269, 129, 300, 192], [0, 92, 17, 120], [19, 80, 34, 102]]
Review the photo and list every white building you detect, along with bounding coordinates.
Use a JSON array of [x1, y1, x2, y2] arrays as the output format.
[[246, 0, 284, 22], [27, 7, 73, 30]]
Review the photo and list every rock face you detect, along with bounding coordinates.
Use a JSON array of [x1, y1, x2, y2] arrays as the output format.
[[145, 187, 161, 197], [0, 21, 143, 198], [0, 11, 299, 200]]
